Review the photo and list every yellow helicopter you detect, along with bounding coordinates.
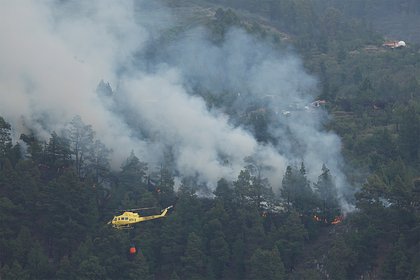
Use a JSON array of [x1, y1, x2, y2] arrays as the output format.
[[108, 205, 173, 229]]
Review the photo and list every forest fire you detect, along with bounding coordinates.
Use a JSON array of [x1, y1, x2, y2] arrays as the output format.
[[331, 215, 344, 225], [313, 215, 324, 223], [313, 215, 344, 225]]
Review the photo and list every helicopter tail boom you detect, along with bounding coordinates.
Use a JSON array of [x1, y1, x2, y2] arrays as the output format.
[[137, 205, 173, 223], [161, 205, 173, 216]]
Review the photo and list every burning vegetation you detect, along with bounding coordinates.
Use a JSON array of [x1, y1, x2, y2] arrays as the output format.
[[313, 214, 344, 225]]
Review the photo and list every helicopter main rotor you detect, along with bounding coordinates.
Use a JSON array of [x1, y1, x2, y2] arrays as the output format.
[[118, 207, 158, 212]]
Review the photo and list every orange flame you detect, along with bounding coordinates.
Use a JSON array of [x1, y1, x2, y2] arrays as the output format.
[[313, 215, 322, 222], [331, 215, 344, 225], [313, 215, 344, 225], [313, 215, 327, 223]]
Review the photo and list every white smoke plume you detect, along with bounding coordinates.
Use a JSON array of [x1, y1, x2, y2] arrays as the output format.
[[0, 0, 352, 210]]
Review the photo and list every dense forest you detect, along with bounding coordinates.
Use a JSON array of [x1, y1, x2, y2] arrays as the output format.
[[1, 0, 420, 279]]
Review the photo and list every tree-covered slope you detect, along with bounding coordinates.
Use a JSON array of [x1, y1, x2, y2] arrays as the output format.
[[1, 0, 420, 279]]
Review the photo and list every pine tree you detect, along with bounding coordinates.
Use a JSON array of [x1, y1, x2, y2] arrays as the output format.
[[398, 105, 420, 163], [204, 218, 229, 278], [77, 256, 106, 280], [247, 248, 285, 280], [0, 196, 19, 265], [214, 178, 234, 206], [326, 236, 355, 280], [275, 211, 308, 272], [127, 253, 154, 280], [231, 236, 246, 279], [26, 241, 53, 279], [19, 133, 44, 164], [56, 256, 76, 280], [45, 132, 72, 178], [88, 140, 111, 184], [234, 169, 253, 205], [67, 116, 95, 179], [36, 171, 98, 259], [382, 235, 410, 280], [118, 151, 149, 208], [0, 261, 30, 280], [281, 164, 317, 215], [181, 232, 206, 280], [0, 116, 12, 168], [314, 164, 340, 223], [154, 162, 176, 208], [281, 165, 295, 211]]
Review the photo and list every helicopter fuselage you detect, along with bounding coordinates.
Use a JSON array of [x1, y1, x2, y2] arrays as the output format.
[[109, 206, 172, 229]]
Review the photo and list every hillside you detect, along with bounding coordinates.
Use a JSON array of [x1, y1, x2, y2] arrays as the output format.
[[1, 1, 420, 279], [369, 9, 420, 43]]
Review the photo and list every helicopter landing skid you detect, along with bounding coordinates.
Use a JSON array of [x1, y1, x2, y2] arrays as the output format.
[[113, 225, 134, 230]]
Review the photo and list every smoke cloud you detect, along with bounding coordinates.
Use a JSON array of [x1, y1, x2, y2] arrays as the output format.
[[0, 0, 352, 210]]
